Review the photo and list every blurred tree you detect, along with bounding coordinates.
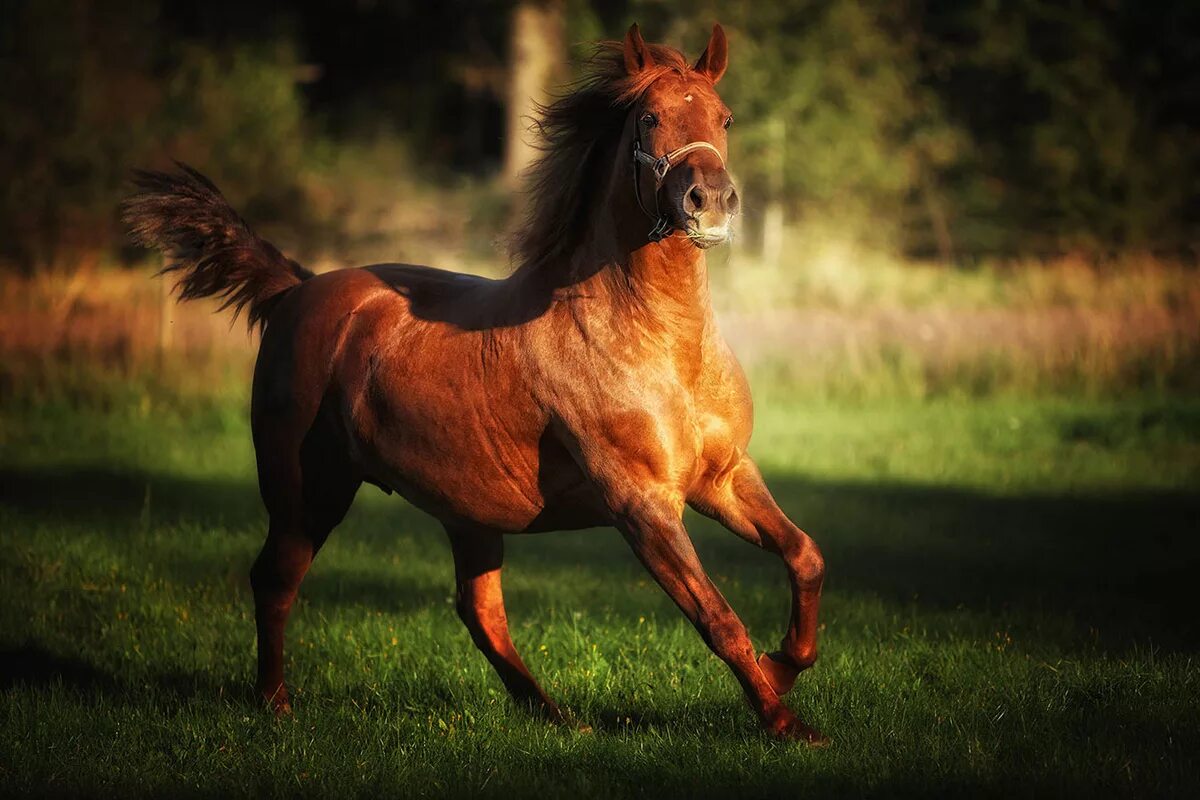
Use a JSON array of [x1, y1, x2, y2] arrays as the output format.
[[504, 0, 567, 189], [1, 0, 1195, 271], [0, 0, 310, 272], [919, 0, 1200, 257], [158, 41, 308, 219], [0, 0, 161, 271], [633, 0, 963, 258]]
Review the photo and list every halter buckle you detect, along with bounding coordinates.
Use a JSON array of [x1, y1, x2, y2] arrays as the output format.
[[651, 156, 671, 183]]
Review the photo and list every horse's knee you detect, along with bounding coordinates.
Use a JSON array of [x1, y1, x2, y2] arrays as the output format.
[[455, 593, 503, 655], [799, 543, 824, 586], [249, 552, 277, 597], [788, 533, 824, 588], [454, 594, 477, 630]]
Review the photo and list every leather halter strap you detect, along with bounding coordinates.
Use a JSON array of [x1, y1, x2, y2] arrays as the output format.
[[632, 138, 725, 242]]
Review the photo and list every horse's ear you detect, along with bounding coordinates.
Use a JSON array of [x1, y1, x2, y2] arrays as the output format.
[[623, 23, 655, 75], [693, 23, 728, 84]]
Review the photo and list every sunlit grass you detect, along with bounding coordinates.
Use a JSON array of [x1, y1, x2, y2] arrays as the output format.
[[2, 389, 1198, 797]]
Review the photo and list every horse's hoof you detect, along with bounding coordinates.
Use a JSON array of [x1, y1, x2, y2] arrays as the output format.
[[259, 685, 293, 717], [797, 728, 831, 748], [770, 716, 829, 747], [757, 651, 800, 696], [765, 706, 829, 746], [547, 705, 591, 733]]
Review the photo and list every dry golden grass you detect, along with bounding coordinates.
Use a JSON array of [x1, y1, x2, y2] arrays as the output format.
[[0, 266, 254, 402], [712, 246, 1200, 398], [1, 248, 1196, 404]]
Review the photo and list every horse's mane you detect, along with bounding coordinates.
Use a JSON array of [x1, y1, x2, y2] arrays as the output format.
[[511, 41, 696, 275]]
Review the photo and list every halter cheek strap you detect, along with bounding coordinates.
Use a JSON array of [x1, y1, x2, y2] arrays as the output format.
[[632, 138, 725, 242]]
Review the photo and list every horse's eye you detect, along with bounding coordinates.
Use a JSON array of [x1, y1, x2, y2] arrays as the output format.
[[724, 114, 734, 129], [640, 112, 658, 129]]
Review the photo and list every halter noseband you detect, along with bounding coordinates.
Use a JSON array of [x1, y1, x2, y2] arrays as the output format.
[[632, 137, 725, 242]]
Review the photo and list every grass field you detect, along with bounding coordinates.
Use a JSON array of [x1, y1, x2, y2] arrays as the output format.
[[2, 388, 1198, 797]]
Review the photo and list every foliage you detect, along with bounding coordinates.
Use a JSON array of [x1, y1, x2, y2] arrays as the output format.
[[1, 0, 1196, 268], [0, 1, 309, 272], [633, 0, 1199, 259], [915, 0, 1200, 256]]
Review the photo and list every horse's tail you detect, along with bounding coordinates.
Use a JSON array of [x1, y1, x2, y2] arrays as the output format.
[[122, 164, 313, 330]]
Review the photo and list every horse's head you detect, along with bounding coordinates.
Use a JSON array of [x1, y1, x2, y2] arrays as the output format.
[[624, 23, 739, 249]]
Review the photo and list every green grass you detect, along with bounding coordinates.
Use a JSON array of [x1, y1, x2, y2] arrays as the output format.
[[2, 391, 1198, 797]]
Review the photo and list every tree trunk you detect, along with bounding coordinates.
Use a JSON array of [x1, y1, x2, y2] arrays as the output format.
[[921, 171, 956, 264], [761, 116, 787, 266], [504, 0, 565, 191]]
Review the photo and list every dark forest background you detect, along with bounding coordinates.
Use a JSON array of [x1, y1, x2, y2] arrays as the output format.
[[2, 0, 1198, 275]]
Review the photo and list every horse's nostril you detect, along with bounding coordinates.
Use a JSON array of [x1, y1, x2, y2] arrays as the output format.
[[687, 185, 706, 213], [725, 186, 740, 215]]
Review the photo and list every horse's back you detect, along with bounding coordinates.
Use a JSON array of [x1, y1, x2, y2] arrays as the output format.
[[255, 262, 499, 399]]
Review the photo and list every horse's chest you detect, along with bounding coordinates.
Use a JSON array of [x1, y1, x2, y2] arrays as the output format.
[[561, 368, 721, 493]]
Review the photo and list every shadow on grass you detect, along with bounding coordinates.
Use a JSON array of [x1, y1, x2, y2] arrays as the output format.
[[2, 464, 1198, 652], [0, 640, 754, 745], [0, 642, 258, 709], [0, 644, 119, 693], [0, 640, 768, 752]]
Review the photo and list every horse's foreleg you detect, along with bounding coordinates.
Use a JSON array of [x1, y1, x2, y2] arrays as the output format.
[[691, 457, 825, 697], [445, 526, 564, 722], [618, 502, 825, 743]]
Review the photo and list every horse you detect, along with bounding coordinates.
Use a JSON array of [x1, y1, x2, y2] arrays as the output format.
[[123, 23, 827, 744]]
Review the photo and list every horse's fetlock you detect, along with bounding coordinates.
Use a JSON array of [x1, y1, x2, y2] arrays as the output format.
[[788, 641, 819, 670]]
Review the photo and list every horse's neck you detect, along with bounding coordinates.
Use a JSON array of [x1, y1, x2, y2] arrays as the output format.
[[609, 153, 716, 345], [513, 143, 717, 365], [624, 239, 714, 331], [559, 235, 715, 376]]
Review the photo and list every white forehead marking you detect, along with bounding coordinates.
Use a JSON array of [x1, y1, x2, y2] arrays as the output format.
[[684, 93, 693, 102]]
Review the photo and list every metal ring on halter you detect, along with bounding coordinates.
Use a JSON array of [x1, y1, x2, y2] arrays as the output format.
[[632, 137, 725, 242]]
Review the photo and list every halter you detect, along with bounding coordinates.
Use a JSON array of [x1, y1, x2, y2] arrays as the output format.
[[632, 137, 725, 242]]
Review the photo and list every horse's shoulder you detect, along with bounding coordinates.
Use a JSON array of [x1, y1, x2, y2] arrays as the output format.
[[691, 330, 753, 447]]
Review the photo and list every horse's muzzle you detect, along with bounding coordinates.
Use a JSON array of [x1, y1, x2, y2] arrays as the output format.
[[678, 168, 738, 248], [685, 226, 731, 249]]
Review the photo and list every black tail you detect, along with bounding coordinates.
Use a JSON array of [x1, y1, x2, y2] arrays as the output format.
[[122, 164, 312, 330]]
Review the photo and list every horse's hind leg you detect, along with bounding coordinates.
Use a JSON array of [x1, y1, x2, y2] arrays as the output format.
[[445, 525, 564, 722], [251, 410, 360, 714]]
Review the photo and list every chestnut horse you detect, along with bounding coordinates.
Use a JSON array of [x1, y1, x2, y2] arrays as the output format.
[[124, 24, 826, 743]]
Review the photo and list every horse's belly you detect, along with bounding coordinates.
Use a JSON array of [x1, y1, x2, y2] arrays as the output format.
[[346, 369, 606, 532], [353, 418, 542, 531], [374, 466, 542, 532], [366, 444, 607, 533]]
